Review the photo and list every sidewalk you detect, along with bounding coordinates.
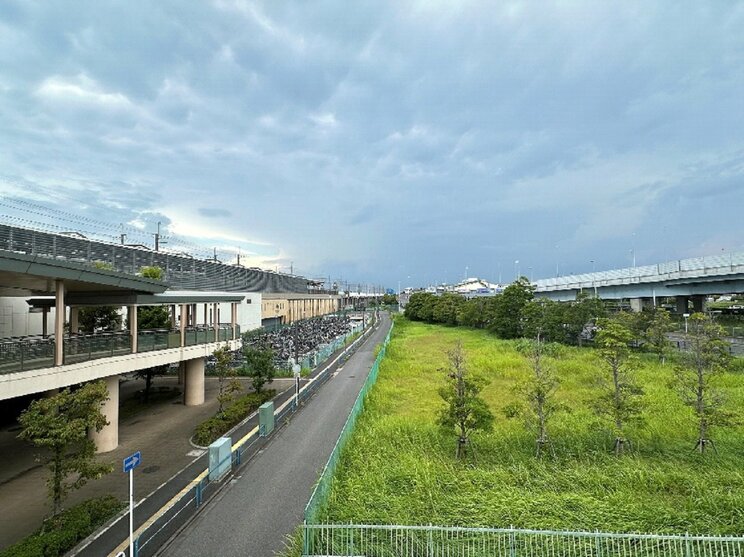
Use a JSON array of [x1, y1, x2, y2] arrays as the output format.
[[0, 374, 296, 550]]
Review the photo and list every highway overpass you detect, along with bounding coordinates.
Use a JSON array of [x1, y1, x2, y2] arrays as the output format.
[[534, 252, 744, 311]]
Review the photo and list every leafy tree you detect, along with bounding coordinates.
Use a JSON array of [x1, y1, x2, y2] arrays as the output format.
[[458, 297, 496, 329], [18, 382, 113, 515], [643, 309, 674, 363], [242, 346, 276, 394], [404, 292, 436, 322], [432, 293, 465, 326], [438, 341, 494, 460], [213, 346, 242, 414], [565, 292, 606, 346], [523, 298, 567, 344], [137, 305, 171, 330], [78, 306, 122, 333], [594, 318, 644, 455], [674, 313, 733, 453], [489, 277, 534, 339], [381, 293, 398, 306], [515, 336, 560, 457]]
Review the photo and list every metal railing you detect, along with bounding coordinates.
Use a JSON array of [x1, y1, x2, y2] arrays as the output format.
[[127, 319, 378, 557], [535, 252, 744, 291], [0, 323, 240, 375], [0, 335, 55, 373], [64, 331, 131, 364], [302, 524, 744, 557]]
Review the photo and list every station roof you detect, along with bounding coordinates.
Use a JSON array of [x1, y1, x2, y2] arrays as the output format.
[[0, 250, 167, 297], [28, 290, 245, 308]]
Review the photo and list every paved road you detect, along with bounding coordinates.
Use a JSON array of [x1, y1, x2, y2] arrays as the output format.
[[159, 314, 391, 557]]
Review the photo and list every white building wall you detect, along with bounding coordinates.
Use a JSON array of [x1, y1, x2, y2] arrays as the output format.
[[0, 298, 51, 338]]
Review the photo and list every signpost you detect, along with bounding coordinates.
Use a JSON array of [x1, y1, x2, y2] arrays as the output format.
[[123, 451, 141, 557]]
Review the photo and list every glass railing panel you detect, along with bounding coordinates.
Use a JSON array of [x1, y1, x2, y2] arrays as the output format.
[[167, 331, 181, 348]]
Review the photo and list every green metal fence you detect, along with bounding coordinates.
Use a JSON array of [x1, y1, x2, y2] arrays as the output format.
[[302, 524, 744, 557], [304, 322, 393, 526]]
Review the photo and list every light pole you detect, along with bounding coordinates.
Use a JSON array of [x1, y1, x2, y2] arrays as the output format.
[[528, 266, 533, 282], [514, 260, 520, 281], [591, 259, 597, 297]]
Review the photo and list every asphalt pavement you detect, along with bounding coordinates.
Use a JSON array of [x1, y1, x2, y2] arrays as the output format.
[[158, 313, 391, 557]]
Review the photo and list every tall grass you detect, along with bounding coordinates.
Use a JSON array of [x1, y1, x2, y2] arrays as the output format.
[[322, 319, 744, 535]]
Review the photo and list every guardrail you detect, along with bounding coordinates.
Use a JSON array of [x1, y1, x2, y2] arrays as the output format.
[[535, 252, 744, 291], [115, 317, 381, 557], [0, 335, 55, 373]]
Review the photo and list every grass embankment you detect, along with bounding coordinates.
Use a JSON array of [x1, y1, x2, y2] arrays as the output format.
[[0, 496, 123, 557], [193, 390, 275, 446], [322, 319, 744, 534]]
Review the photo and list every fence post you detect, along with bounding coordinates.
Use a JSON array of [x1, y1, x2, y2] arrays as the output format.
[[428, 524, 433, 555], [509, 525, 516, 557], [195, 480, 202, 508], [133, 536, 140, 557], [302, 522, 310, 556], [685, 532, 691, 557], [594, 531, 602, 557]]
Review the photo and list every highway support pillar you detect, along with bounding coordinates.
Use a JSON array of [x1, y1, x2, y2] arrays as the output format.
[[676, 296, 689, 314], [691, 295, 706, 314], [180, 304, 187, 347], [90, 375, 119, 453], [184, 357, 205, 406], [630, 297, 652, 313], [54, 279, 65, 366]]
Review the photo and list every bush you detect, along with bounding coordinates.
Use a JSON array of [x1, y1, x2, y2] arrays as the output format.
[[0, 496, 123, 557], [193, 390, 276, 446]]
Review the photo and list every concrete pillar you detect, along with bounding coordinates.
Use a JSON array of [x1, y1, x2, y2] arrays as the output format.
[[630, 298, 643, 313], [203, 303, 208, 326], [90, 375, 119, 453], [692, 295, 706, 313], [42, 307, 49, 338], [70, 307, 79, 334], [128, 305, 137, 353], [676, 296, 689, 314], [54, 279, 65, 366], [180, 304, 187, 347], [213, 303, 219, 338], [231, 303, 237, 339], [184, 357, 205, 406], [170, 305, 177, 328]]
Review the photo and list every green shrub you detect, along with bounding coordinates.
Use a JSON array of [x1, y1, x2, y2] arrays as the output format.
[[193, 390, 276, 446], [0, 496, 123, 557]]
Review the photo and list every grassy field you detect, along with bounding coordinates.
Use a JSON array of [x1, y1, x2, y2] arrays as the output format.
[[320, 318, 744, 535]]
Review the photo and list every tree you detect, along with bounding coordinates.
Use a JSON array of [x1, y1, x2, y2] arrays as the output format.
[[564, 292, 606, 346], [490, 277, 534, 339], [515, 333, 560, 457], [438, 341, 494, 460], [381, 293, 398, 306], [523, 298, 567, 344], [78, 306, 122, 333], [139, 266, 164, 280], [137, 305, 171, 330], [404, 292, 436, 322], [213, 346, 242, 414], [594, 318, 644, 455], [18, 382, 113, 515], [432, 293, 465, 326], [674, 313, 732, 453], [242, 346, 276, 394], [643, 309, 674, 363]]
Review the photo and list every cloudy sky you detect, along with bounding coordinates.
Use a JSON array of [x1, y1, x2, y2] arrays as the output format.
[[1, 2, 743, 288]]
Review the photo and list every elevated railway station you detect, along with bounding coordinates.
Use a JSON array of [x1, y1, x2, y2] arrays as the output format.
[[0, 224, 342, 452]]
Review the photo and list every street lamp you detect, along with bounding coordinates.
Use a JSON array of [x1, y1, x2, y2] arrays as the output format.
[[590, 259, 597, 297], [514, 260, 520, 281]]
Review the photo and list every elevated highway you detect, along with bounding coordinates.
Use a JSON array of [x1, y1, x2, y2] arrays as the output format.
[[534, 252, 744, 311]]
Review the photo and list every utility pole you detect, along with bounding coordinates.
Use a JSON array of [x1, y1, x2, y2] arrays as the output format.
[[153, 221, 162, 252], [213, 247, 217, 262], [236, 251, 241, 266], [120, 233, 126, 245]]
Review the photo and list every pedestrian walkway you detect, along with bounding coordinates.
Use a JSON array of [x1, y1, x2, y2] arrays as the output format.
[[159, 314, 391, 557], [0, 375, 295, 550]]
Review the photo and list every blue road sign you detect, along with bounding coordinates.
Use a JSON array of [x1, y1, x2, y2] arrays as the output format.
[[123, 451, 141, 473]]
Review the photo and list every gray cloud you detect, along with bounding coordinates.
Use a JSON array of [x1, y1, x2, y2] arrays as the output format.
[[1, 1, 743, 286]]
